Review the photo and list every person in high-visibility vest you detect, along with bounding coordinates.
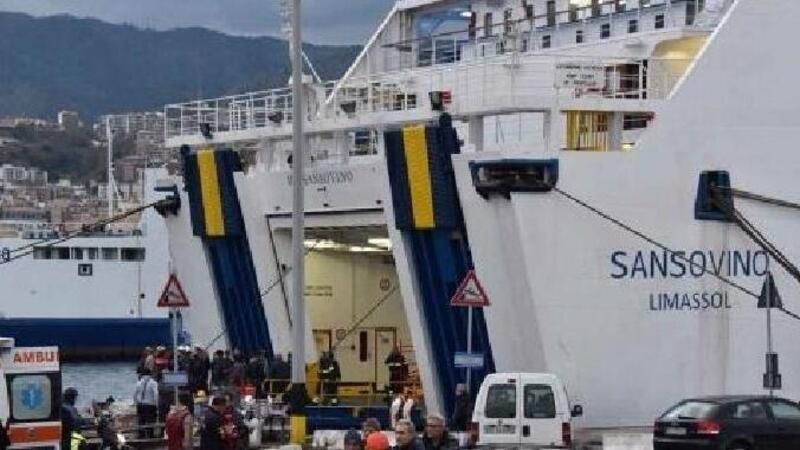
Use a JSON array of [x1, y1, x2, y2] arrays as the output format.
[[70, 431, 87, 450]]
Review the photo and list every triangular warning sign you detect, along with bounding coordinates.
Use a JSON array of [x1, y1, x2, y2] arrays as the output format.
[[450, 270, 490, 307], [157, 274, 190, 308], [758, 272, 782, 309]]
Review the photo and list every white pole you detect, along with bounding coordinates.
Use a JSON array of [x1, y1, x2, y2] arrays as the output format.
[[466, 306, 474, 392], [172, 307, 179, 404], [105, 117, 114, 219], [290, 0, 306, 386], [766, 273, 773, 396]]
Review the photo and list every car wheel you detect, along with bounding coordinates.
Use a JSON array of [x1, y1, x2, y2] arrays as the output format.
[[726, 444, 750, 450]]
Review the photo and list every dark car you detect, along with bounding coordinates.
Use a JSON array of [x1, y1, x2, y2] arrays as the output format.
[[653, 395, 800, 450]]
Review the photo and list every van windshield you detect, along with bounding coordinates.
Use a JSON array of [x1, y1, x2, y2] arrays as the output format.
[[486, 383, 516, 418]]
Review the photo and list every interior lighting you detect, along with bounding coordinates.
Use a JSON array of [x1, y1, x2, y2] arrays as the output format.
[[367, 238, 393, 248], [349, 246, 383, 253], [304, 239, 341, 249]]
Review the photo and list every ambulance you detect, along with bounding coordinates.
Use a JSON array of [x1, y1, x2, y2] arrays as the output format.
[[0, 338, 62, 450]]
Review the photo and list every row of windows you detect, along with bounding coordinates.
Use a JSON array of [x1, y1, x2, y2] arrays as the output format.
[[538, 14, 662, 48], [32, 247, 145, 261], [478, 0, 683, 39]]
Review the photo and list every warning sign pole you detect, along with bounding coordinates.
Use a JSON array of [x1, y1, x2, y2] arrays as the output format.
[[450, 270, 490, 393], [172, 306, 179, 405], [466, 306, 474, 391]]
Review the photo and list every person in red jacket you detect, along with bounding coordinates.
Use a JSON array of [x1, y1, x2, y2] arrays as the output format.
[[166, 394, 194, 450]]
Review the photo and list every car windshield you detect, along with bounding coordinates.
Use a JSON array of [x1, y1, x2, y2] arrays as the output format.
[[661, 401, 717, 420]]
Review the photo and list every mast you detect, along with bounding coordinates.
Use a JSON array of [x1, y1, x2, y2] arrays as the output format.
[[289, 0, 306, 388]]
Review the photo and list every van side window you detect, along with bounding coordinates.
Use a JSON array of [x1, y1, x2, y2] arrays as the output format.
[[524, 384, 556, 418], [486, 384, 516, 418]]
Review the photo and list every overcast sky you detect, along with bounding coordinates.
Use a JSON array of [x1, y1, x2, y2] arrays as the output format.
[[0, 0, 396, 45]]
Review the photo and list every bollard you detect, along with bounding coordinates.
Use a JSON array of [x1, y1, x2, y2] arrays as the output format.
[[289, 415, 307, 445]]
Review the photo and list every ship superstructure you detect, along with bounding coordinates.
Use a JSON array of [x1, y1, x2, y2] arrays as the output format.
[[157, 0, 800, 427]]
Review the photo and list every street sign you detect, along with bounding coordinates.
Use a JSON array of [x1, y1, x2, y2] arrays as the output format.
[[758, 272, 782, 308], [161, 371, 189, 387], [157, 274, 190, 308], [454, 352, 484, 369], [450, 270, 490, 307]]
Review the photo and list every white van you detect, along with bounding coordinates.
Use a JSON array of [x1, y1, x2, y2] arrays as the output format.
[[471, 373, 582, 449]]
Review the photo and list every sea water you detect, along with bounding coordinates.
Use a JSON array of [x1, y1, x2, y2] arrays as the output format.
[[62, 362, 138, 408]]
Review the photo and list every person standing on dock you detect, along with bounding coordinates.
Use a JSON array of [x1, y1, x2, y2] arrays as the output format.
[[200, 396, 227, 450], [450, 384, 472, 432], [421, 414, 457, 450], [269, 354, 290, 395], [245, 351, 266, 398], [210, 351, 229, 389], [134, 370, 159, 438], [385, 346, 408, 395], [393, 420, 424, 450], [61, 388, 92, 450], [166, 393, 194, 450]]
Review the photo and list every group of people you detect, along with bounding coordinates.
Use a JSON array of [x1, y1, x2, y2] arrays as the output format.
[[137, 346, 293, 397], [343, 414, 460, 450]]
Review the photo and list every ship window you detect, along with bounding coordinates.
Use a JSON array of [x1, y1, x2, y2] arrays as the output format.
[[568, 5, 578, 22], [600, 23, 611, 39], [524, 2, 534, 20], [33, 247, 51, 260], [86, 248, 98, 260], [615, 0, 626, 13], [503, 9, 513, 35], [484, 12, 493, 38], [121, 248, 145, 261], [685, 1, 696, 25], [101, 247, 119, 260], [521, 38, 529, 52], [546, 1, 556, 27], [542, 35, 551, 49], [590, 0, 601, 17], [655, 14, 665, 29], [576, 30, 584, 44], [55, 247, 69, 260], [628, 19, 638, 33], [486, 384, 517, 419], [72, 248, 83, 260]]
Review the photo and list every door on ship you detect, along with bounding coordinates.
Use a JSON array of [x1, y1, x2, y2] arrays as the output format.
[[374, 328, 397, 388]]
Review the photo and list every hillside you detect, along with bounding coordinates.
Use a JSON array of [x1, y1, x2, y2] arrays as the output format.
[[0, 12, 361, 120]]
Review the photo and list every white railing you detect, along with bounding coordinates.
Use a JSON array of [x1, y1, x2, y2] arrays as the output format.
[[165, 52, 688, 142]]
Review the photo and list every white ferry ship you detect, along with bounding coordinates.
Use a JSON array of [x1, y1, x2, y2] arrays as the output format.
[[158, 0, 800, 428], [0, 169, 171, 358]]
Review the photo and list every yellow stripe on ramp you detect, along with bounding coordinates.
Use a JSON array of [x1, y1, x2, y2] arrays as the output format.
[[402, 125, 435, 229], [197, 148, 226, 237]]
